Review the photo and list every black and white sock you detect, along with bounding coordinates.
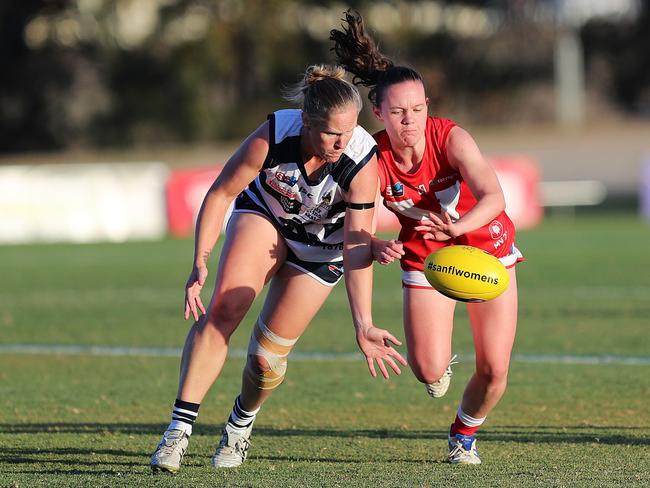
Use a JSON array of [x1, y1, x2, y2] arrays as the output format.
[[168, 398, 200, 435], [227, 395, 260, 432]]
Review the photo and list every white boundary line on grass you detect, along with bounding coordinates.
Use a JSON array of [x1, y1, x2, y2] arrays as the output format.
[[0, 343, 649, 365]]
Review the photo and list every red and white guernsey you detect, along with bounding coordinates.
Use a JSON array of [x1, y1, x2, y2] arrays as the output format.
[[375, 116, 521, 273]]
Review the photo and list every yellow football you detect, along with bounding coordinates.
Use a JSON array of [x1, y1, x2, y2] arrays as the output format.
[[423, 245, 509, 302]]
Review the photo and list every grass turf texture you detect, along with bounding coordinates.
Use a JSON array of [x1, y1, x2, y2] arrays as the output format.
[[1, 213, 649, 487]]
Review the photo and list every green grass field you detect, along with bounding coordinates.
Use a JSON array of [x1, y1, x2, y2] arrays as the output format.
[[1, 213, 649, 487]]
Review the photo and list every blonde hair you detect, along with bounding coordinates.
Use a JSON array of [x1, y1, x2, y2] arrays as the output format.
[[283, 64, 362, 123]]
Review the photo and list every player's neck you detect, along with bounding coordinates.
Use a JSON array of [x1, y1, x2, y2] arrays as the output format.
[[301, 143, 329, 181], [392, 138, 426, 173]]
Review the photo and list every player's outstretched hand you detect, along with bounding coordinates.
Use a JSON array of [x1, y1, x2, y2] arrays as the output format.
[[371, 237, 405, 265], [414, 211, 458, 241], [184, 265, 208, 321], [356, 326, 408, 379]]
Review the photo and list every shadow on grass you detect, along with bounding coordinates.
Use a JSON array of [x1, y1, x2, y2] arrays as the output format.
[[1, 423, 647, 476], [7, 469, 142, 476], [0, 442, 439, 476], [1, 447, 143, 459], [0, 422, 647, 446]]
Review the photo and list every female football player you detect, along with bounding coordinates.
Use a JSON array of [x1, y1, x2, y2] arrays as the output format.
[[150, 64, 407, 473], [331, 11, 524, 464]]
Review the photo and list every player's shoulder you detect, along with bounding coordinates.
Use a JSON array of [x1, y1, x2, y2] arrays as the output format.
[[445, 125, 480, 158], [343, 125, 378, 164], [270, 109, 303, 140], [427, 116, 457, 136], [426, 116, 461, 156]]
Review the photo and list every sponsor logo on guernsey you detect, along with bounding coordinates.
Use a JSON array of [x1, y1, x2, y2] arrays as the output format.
[[275, 171, 299, 186], [488, 220, 504, 239], [304, 201, 330, 221], [268, 178, 297, 199], [426, 262, 499, 285], [279, 195, 301, 213], [416, 184, 427, 195], [392, 182, 404, 197], [493, 230, 508, 250], [488, 220, 508, 249], [429, 174, 456, 186], [488, 219, 508, 250]]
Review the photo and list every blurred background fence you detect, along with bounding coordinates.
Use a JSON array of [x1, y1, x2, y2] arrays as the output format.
[[1, 0, 649, 244]]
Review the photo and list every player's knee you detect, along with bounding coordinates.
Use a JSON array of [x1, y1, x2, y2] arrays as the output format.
[[246, 353, 272, 374], [244, 320, 297, 391], [208, 295, 253, 327], [476, 362, 509, 387], [245, 353, 288, 390], [410, 358, 448, 384]]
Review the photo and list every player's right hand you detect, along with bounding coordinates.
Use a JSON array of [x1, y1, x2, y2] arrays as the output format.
[[414, 212, 456, 241], [371, 237, 404, 265], [184, 265, 208, 321]]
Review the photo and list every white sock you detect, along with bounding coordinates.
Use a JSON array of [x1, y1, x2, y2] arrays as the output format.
[[457, 406, 486, 428], [228, 395, 260, 432]]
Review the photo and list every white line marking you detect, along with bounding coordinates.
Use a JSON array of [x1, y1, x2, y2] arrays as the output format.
[[0, 344, 649, 365]]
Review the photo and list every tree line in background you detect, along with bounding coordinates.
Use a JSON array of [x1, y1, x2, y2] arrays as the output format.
[[1, 0, 649, 153]]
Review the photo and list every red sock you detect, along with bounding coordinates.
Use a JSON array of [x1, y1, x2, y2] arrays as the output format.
[[450, 415, 481, 436]]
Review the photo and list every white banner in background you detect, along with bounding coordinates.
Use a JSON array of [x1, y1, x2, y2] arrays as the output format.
[[0, 163, 169, 244]]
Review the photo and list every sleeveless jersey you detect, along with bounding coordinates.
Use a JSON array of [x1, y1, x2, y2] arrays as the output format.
[[375, 116, 517, 272], [241, 109, 377, 263]]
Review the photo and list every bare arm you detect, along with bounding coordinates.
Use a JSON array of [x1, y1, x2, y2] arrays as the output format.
[[184, 121, 270, 320], [370, 177, 404, 265], [344, 155, 407, 378], [415, 126, 505, 240], [343, 157, 377, 333]]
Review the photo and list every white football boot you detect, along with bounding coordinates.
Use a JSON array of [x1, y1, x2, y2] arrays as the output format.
[[150, 428, 190, 474], [447, 433, 482, 464], [211, 422, 254, 468], [425, 354, 458, 398]]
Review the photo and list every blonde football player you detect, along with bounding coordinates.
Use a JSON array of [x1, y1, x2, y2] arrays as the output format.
[[150, 64, 407, 473]]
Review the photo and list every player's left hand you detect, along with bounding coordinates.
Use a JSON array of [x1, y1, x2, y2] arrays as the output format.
[[356, 326, 408, 379], [414, 211, 460, 241]]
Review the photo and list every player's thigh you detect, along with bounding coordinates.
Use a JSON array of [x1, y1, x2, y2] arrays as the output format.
[[259, 264, 335, 339], [208, 212, 287, 323], [403, 286, 456, 364], [466, 267, 518, 375]]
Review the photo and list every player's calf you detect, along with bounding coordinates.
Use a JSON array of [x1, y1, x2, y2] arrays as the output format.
[[212, 320, 297, 468]]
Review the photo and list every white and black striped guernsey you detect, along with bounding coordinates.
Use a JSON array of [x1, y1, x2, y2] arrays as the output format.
[[234, 109, 377, 263]]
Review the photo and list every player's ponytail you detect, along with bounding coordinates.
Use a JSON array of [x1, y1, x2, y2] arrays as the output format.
[[330, 10, 423, 107]]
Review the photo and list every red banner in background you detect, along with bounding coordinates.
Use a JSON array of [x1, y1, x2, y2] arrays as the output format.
[[489, 156, 542, 230], [165, 156, 542, 238], [166, 166, 221, 237]]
